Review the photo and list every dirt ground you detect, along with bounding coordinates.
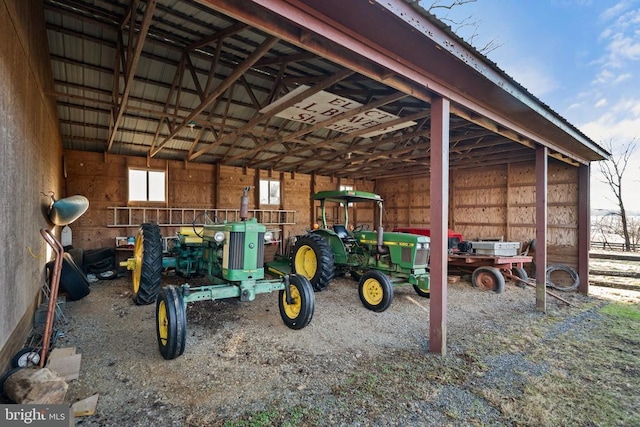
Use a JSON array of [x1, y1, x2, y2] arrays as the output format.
[[34, 267, 633, 426], [7, 266, 639, 426]]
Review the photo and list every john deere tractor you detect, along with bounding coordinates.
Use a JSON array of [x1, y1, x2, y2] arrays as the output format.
[[268, 190, 430, 312], [124, 187, 315, 360]]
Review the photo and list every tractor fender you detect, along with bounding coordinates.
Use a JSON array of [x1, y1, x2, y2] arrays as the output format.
[[309, 229, 348, 265]]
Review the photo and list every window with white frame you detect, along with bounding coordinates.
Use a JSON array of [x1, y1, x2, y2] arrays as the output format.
[[340, 185, 354, 206], [260, 179, 280, 205], [128, 169, 166, 202]]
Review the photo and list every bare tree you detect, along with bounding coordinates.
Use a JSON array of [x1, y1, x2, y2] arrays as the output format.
[[421, 0, 503, 54], [599, 138, 638, 251], [591, 211, 640, 251]]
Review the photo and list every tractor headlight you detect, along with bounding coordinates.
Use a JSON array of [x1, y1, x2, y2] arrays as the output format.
[[264, 231, 274, 243], [214, 231, 225, 243], [416, 243, 424, 250]]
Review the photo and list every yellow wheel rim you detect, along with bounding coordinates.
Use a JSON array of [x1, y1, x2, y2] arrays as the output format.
[[362, 278, 384, 305], [282, 285, 302, 319], [294, 245, 317, 279], [132, 233, 143, 294], [157, 300, 168, 346]]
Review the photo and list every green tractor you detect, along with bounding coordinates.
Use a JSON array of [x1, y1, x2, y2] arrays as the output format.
[[124, 187, 315, 360], [268, 190, 430, 312]]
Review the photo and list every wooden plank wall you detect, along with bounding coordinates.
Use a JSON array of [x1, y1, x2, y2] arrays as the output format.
[[379, 159, 580, 267], [377, 176, 430, 228], [0, 0, 64, 372], [63, 150, 376, 255]]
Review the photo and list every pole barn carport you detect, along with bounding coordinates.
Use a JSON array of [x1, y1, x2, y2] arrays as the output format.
[[0, 0, 609, 367], [152, 0, 608, 353]]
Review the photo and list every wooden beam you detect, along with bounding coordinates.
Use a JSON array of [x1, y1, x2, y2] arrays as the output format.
[[297, 126, 493, 174], [189, 68, 354, 161], [151, 35, 279, 158], [225, 91, 406, 164], [185, 22, 248, 51], [107, 0, 157, 152], [251, 109, 430, 168]]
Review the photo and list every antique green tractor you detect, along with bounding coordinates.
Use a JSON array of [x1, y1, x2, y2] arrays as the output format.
[[124, 187, 315, 360], [267, 190, 430, 312]]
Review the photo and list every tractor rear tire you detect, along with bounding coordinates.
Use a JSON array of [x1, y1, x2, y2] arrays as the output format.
[[471, 266, 506, 294], [358, 270, 394, 312], [279, 274, 315, 330], [292, 234, 335, 291], [156, 285, 187, 360], [47, 253, 91, 301], [132, 223, 163, 305]]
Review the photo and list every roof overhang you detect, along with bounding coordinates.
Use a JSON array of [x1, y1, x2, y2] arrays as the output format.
[[211, 0, 607, 163]]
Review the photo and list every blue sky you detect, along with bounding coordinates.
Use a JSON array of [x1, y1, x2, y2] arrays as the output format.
[[425, 0, 640, 212]]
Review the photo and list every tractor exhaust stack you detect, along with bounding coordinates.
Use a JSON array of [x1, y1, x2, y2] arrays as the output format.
[[240, 186, 250, 221]]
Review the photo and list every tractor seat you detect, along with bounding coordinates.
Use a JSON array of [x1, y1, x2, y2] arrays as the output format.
[[333, 224, 349, 239], [333, 225, 357, 244]]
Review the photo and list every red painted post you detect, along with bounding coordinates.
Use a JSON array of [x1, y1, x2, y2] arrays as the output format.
[[429, 96, 450, 355], [535, 146, 548, 312], [578, 164, 590, 294]]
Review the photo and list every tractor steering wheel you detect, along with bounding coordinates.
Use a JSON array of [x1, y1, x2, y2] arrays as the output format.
[[352, 224, 368, 232]]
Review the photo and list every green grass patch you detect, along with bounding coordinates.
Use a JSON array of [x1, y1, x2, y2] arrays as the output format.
[[600, 301, 640, 320], [222, 405, 321, 427], [501, 303, 640, 426]]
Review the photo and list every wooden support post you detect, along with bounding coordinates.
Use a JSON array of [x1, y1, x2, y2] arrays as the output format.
[[506, 163, 511, 241], [535, 146, 548, 312], [279, 171, 285, 210], [254, 169, 261, 209], [429, 96, 450, 356], [578, 164, 590, 294], [214, 163, 220, 208], [408, 179, 413, 227], [310, 172, 316, 225]]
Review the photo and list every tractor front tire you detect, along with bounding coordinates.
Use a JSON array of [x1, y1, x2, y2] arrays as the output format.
[[132, 223, 163, 305], [471, 266, 506, 294], [358, 270, 394, 312], [413, 284, 431, 298], [156, 285, 187, 360], [279, 274, 315, 330], [292, 234, 335, 291]]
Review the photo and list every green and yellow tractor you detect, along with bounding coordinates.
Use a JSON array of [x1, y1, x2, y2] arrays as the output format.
[[124, 187, 315, 360], [268, 190, 430, 312]]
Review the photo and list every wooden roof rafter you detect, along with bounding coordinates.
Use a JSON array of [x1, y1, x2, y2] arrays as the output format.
[[224, 91, 407, 164], [251, 109, 431, 169], [107, 0, 158, 152], [150, 35, 280, 158], [291, 127, 433, 173], [188, 68, 355, 160]]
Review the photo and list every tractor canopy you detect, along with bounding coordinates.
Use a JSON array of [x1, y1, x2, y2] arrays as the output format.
[[311, 190, 383, 204], [312, 190, 383, 231]]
